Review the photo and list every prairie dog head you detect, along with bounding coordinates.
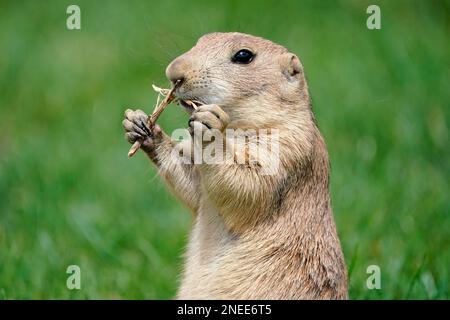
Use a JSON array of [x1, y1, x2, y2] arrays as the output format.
[[166, 32, 310, 127]]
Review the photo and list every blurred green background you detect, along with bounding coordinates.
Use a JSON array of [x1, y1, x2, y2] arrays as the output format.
[[0, 0, 448, 299]]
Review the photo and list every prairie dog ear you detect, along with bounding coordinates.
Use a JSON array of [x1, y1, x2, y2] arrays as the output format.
[[280, 53, 302, 81]]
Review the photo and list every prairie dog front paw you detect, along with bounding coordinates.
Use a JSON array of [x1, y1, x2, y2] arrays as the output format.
[[122, 109, 162, 153], [188, 104, 229, 137]]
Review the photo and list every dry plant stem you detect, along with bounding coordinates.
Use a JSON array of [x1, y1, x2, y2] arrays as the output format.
[[127, 81, 180, 158], [148, 82, 180, 127]]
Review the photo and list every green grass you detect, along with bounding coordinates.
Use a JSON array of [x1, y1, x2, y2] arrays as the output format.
[[0, 0, 448, 299]]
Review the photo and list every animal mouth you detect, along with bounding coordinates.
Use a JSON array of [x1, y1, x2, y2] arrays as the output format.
[[178, 98, 204, 113], [172, 83, 204, 113]]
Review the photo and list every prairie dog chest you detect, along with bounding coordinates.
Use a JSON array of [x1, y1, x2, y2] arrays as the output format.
[[189, 198, 234, 262]]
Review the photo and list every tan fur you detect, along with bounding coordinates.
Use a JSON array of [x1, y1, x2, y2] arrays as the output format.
[[125, 32, 348, 299]]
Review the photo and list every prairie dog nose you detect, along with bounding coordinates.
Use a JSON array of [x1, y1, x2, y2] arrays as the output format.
[[166, 56, 189, 85]]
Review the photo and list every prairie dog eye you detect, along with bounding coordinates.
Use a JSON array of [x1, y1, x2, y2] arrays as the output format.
[[232, 49, 254, 64]]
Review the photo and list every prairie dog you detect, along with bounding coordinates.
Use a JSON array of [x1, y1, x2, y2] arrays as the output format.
[[122, 32, 348, 299]]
